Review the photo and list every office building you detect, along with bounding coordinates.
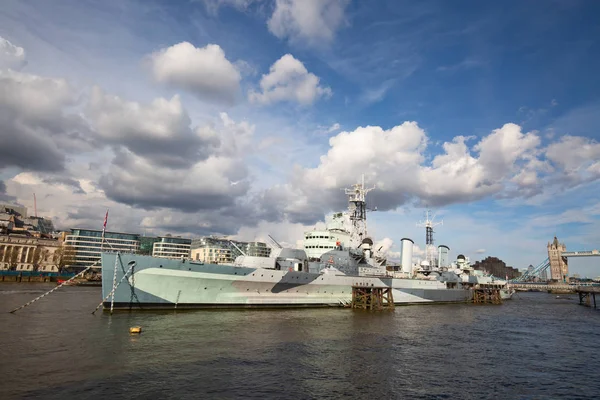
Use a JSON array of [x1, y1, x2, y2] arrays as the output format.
[[63, 229, 140, 267], [152, 236, 191, 259]]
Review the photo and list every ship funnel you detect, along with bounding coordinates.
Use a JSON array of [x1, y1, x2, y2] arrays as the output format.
[[438, 245, 450, 269], [401, 238, 414, 274]]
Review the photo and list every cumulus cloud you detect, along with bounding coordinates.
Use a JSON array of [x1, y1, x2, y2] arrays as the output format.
[[545, 135, 600, 185], [0, 36, 26, 70], [99, 112, 254, 212], [258, 121, 595, 224], [87, 87, 220, 168], [149, 42, 241, 104], [0, 69, 94, 172], [249, 54, 331, 105], [267, 0, 349, 46]]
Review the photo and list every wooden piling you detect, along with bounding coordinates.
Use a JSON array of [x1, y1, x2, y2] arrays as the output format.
[[472, 288, 502, 304], [577, 287, 599, 309], [351, 286, 394, 311]]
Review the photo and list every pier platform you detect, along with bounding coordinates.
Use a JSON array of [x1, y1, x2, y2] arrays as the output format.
[[577, 287, 600, 309], [351, 286, 394, 311], [473, 288, 502, 304]]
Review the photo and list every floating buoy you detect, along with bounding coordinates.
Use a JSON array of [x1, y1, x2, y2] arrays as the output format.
[[129, 326, 142, 334]]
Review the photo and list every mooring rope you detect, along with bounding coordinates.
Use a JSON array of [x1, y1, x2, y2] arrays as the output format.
[[91, 260, 136, 315], [9, 262, 98, 314], [110, 253, 122, 314]]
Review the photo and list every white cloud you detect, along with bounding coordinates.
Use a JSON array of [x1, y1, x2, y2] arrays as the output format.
[[0, 69, 94, 172], [249, 54, 332, 105], [360, 79, 396, 105], [98, 112, 255, 212], [0, 36, 26, 70], [327, 122, 340, 133], [267, 0, 349, 46], [545, 136, 600, 184], [149, 42, 241, 104], [87, 86, 219, 168], [314, 122, 341, 135], [475, 249, 486, 254], [260, 122, 576, 223]]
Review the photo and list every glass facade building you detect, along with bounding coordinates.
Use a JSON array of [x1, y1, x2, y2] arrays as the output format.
[[139, 236, 160, 255], [152, 236, 191, 259], [64, 229, 140, 267], [190, 237, 271, 264]]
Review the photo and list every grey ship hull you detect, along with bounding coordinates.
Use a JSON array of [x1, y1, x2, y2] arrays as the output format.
[[101, 253, 472, 310]]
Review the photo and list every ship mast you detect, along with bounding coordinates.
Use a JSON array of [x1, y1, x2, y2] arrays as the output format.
[[416, 210, 443, 267], [344, 174, 375, 247]]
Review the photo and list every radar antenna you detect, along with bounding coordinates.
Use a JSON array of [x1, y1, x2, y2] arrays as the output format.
[[416, 210, 443, 267], [344, 174, 375, 247]]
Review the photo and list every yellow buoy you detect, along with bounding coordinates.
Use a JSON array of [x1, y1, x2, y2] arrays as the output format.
[[129, 326, 142, 334]]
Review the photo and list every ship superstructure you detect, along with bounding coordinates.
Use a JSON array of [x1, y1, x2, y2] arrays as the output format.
[[303, 175, 376, 260]]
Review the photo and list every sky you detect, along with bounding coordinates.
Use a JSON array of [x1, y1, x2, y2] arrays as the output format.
[[1, 0, 600, 277]]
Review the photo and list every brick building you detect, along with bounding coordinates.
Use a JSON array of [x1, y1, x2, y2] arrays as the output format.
[[472, 256, 521, 280]]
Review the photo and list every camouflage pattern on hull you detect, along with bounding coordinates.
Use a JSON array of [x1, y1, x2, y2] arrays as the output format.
[[101, 253, 472, 310]]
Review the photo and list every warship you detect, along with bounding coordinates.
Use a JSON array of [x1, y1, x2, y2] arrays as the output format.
[[100, 177, 508, 310]]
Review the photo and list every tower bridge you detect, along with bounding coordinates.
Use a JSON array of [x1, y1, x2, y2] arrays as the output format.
[[513, 236, 600, 283]]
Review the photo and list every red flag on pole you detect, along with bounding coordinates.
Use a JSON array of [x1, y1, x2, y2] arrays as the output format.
[[101, 209, 109, 251], [102, 209, 109, 233]]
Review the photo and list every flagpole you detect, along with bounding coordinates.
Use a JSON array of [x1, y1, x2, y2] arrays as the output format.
[[101, 209, 109, 251]]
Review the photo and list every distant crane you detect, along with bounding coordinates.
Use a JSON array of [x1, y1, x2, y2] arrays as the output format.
[[267, 234, 283, 250], [33, 193, 37, 218]]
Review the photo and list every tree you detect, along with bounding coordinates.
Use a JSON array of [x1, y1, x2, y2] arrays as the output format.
[[55, 245, 76, 273], [31, 247, 42, 272]]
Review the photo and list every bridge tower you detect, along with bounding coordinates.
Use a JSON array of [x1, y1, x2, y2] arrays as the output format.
[[547, 236, 569, 283]]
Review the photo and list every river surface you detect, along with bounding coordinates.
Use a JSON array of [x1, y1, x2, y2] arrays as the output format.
[[1, 284, 599, 399]]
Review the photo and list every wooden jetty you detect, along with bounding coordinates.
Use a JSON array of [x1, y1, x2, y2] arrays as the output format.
[[351, 285, 394, 310], [577, 287, 600, 309], [472, 288, 502, 304]]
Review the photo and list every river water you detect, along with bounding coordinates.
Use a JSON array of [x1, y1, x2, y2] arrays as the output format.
[[1, 284, 599, 399]]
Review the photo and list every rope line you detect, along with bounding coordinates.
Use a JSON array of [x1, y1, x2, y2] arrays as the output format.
[[109, 253, 121, 314], [9, 262, 98, 314], [91, 261, 136, 315]]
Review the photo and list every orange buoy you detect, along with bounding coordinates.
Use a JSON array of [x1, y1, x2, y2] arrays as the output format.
[[129, 326, 142, 334]]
